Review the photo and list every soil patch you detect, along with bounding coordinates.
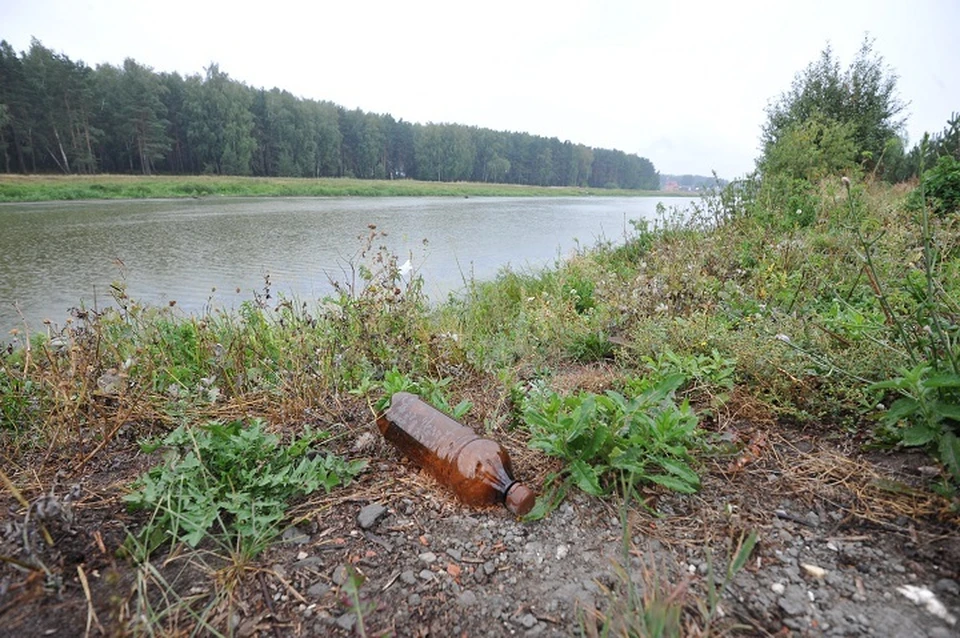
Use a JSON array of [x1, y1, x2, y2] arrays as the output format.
[[2, 411, 958, 637]]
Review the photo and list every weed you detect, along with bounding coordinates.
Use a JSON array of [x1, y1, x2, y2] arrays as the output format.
[[366, 369, 473, 419], [522, 373, 702, 518], [124, 419, 367, 557], [839, 173, 960, 485], [592, 484, 758, 637]]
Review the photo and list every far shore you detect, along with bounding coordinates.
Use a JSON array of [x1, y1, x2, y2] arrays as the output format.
[[0, 174, 700, 203]]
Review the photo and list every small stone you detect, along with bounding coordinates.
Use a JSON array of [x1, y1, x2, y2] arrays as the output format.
[[519, 613, 538, 629], [446, 548, 462, 561], [357, 503, 388, 530], [307, 582, 329, 598], [400, 570, 417, 585], [408, 593, 421, 606], [556, 544, 569, 560], [294, 556, 324, 569], [281, 526, 310, 544], [419, 552, 438, 564], [332, 565, 348, 586], [419, 569, 434, 581], [483, 560, 497, 575], [778, 586, 809, 616], [335, 612, 356, 631], [459, 590, 478, 607], [801, 563, 827, 579], [935, 578, 960, 596], [296, 550, 308, 560], [771, 582, 786, 595]]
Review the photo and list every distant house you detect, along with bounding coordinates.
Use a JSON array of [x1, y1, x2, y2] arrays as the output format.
[[664, 180, 682, 192]]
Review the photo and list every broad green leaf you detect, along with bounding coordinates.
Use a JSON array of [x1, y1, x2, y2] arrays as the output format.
[[939, 432, 960, 482], [932, 401, 960, 423], [900, 424, 938, 447], [647, 473, 698, 494], [869, 378, 908, 391], [924, 374, 960, 389], [569, 459, 604, 496], [883, 397, 919, 425], [657, 458, 700, 488]]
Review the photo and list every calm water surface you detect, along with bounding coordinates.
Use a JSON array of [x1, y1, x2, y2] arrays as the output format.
[[0, 196, 694, 336]]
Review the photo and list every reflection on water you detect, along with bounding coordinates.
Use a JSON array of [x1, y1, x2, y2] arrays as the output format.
[[0, 196, 694, 336]]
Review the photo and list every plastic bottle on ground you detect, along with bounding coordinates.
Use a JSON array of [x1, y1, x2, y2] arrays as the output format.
[[376, 392, 536, 516]]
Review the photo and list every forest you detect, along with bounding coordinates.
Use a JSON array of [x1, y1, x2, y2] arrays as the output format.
[[0, 38, 659, 190]]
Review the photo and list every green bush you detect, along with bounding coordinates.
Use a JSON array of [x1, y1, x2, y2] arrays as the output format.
[[918, 155, 960, 216]]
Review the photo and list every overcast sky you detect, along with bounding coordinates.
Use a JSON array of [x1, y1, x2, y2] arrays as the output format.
[[2, 0, 958, 179]]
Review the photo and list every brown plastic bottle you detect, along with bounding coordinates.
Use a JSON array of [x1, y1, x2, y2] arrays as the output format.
[[377, 392, 536, 516]]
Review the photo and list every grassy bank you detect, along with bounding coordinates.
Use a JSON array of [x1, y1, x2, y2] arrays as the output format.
[[0, 174, 685, 202], [2, 173, 958, 634], [3, 173, 958, 502]]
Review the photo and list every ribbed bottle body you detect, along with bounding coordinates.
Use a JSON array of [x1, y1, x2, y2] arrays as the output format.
[[377, 392, 534, 515]]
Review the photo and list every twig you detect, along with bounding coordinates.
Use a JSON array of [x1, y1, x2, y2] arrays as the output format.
[[774, 509, 817, 528], [269, 569, 307, 605], [257, 572, 282, 638], [0, 468, 30, 509], [77, 564, 105, 637]]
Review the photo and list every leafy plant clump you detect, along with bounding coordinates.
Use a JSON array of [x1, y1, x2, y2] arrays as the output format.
[[522, 373, 702, 518], [915, 154, 960, 216], [125, 420, 367, 555]]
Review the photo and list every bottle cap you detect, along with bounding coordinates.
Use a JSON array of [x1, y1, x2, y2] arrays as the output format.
[[505, 483, 536, 517]]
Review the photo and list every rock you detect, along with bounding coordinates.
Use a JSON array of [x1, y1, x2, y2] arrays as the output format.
[[459, 590, 478, 607], [307, 582, 329, 598], [519, 613, 538, 629], [400, 570, 417, 585], [935, 578, 960, 596], [281, 525, 310, 544], [778, 586, 810, 616], [419, 552, 438, 564], [408, 593, 421, 606], [802, 563, 827, 579], [332, 565, 348, 586], [358, 503, 388, 530], [555, 544, 570, 560], [294, 556, 324, 569], [483, 560, 497, 576], [335, 612, 356, 631], [446, 547, 462, 561], [771, 582, 786, 595], [419, 569, 434, 581]]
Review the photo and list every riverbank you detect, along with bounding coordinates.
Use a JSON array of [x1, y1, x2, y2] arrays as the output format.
[[0, 174, 688, 202], [1, 176, 958, 636]]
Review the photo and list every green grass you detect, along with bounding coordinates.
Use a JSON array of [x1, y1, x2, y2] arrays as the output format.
[[0, 174, 684, 202], [2, 169, 959, 635]]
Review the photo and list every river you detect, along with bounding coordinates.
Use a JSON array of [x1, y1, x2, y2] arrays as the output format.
[[0, 196, 695, 337]]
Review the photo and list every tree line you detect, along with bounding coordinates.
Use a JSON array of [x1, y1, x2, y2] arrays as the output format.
[[759, 38, 959, 184], [0, 38, 659, 189]]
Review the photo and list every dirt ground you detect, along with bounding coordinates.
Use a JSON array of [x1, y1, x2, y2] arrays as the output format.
[[2, 389, 959, 637]]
